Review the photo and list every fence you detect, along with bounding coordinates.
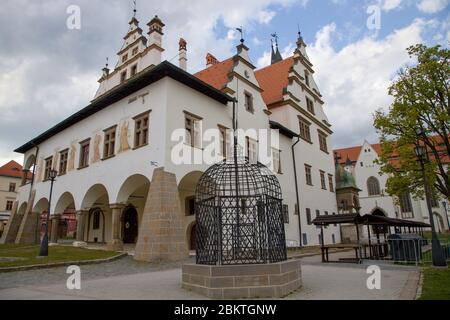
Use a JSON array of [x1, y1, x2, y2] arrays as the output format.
[[361, 237, 450, 266]]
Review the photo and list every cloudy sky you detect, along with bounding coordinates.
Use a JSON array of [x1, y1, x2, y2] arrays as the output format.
[[0, 0, 449, 166]]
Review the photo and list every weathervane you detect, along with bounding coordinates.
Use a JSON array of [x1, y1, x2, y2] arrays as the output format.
[[105, 57, 109, 68], [133, 0, 137, 18], [271, 32, 279, 47], [236, 26, 244, 43]]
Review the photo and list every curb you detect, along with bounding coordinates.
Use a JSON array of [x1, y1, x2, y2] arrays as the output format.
[[415, 269, 424, 300], [0, 252, 127, 273]]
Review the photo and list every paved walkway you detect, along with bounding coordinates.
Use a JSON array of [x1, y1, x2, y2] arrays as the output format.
[[0, 252, 419, 300]]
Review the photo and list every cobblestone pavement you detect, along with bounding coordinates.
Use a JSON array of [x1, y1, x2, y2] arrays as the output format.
[[0, 252, 419, 300]]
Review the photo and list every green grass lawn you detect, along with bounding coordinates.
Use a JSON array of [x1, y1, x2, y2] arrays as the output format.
[[0, 244, 119, 269], [419, 265, 450, 300], [422, 231, 450, 242]]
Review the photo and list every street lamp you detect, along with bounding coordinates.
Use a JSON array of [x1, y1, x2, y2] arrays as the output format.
[[414, 142, 447, 267], [39, 169, 58, 257]]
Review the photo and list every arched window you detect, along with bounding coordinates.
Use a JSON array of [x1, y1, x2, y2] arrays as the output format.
[[367, 176, 381, 196]]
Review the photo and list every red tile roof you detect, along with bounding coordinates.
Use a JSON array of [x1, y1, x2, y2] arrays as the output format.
[[334, 144, 381, 165], [194, 57, 234, 91], [0, 160, 25, 179], [255, 57, 294, 106]]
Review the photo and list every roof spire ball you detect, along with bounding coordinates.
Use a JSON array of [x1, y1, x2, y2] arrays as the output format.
[[132, 0, 137, 17]]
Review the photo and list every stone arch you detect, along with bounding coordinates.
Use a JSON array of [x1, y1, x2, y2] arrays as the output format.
[[186, 220, 197, 251], [178, 171, 203, 217], [81, 184, 109, 243], [115, 174, 151, 204], [24, 154, 36, 171], [55, 192, 76, 214], [33, 197, 49, 214], [371, 207, 387, 216], [81, 184, 109, 210]]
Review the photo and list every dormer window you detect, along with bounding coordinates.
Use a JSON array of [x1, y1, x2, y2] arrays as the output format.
[[120, 71, 127, 83], [122, 54, 128, 63], [306, 97, 315, 114], [132, 47, 138, 56]]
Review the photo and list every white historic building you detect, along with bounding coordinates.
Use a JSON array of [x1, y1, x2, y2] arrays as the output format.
[[1, 13, 340, 258], [335, 140, 450, 233]]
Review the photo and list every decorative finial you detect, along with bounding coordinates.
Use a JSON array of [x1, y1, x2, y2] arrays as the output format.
[[106, 57, 109, 68], [236, 27, 244, 43], [297, 24, 301, 38], [133, 0, 137, 18]]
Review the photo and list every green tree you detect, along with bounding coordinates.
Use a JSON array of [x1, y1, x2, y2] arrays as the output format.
[[374, 44, 449, 202]]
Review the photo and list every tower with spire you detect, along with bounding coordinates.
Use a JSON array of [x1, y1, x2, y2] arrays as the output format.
[[270, 33, 282, 65], [93, 6, 166, 100]]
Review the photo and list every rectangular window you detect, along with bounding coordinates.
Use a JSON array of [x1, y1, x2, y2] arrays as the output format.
[[328, 174, 334, 192], [302, 233, 308, 245], [9, 183, 16, 192], [318, 131, 328, 153], [59, 149, 68, 175], [299, 117, 311, 142], [120, 70, 127, 83], [282, 204, 289, 223], [306, 208, 312, 225], [305, 70, 310, 87], [185, 112, 202, 148], [246, 137, 258, 163], [316, 209, 320, 218], [244, 91, 254, 113], [306, 97, 314, 114], [122, 54, 128, 63], [132, 47, 138, 56], [93, 211, 100, 230], [399, 193, 413, 218], [430, 193, 439, 208], [130, 64, 137, 77], [320, 170, 326, 190], [272, 148, 282, 174], [134, 112, 150, 149], [332, 234, 336, 244], [332, 212, 337, 226], [305, 164, 313, 186], [325, 211, 329, 216], [218, 125, 229, 158], [79, 139, 90, 168], [103, 126, 117, 159], [44, 157, 53, 180], [6, 201, 13, 211]]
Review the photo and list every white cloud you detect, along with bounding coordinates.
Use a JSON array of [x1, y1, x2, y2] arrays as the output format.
[[417, 0, 449, 13], [380, 0, 403, 11], [257, 10, 276, 24], [305, 19, 431, 147]]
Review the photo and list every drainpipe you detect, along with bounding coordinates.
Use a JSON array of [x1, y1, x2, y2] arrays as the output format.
[[29, 142, 39, 200], [291, 135, 302, 248]]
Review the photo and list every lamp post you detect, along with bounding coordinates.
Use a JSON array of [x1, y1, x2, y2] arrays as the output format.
[[39, 169, 58, 257], [414, 143, 447, 267]]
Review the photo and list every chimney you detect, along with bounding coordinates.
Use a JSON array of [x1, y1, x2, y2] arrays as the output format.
[[147, 15, 165, 66], [206, 53, 219, 67], [179, 38, 187, 71]]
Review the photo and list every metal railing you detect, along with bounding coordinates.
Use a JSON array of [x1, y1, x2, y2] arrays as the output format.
[[359, 238, 450, 265]]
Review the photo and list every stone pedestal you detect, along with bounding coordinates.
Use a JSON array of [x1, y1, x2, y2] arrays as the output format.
[[107, 204, 124, 251], [134, 168, 188, 262], [182, 259, 302, 299], [0, 201, 21, 244], [50, 214, 60, 243]]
